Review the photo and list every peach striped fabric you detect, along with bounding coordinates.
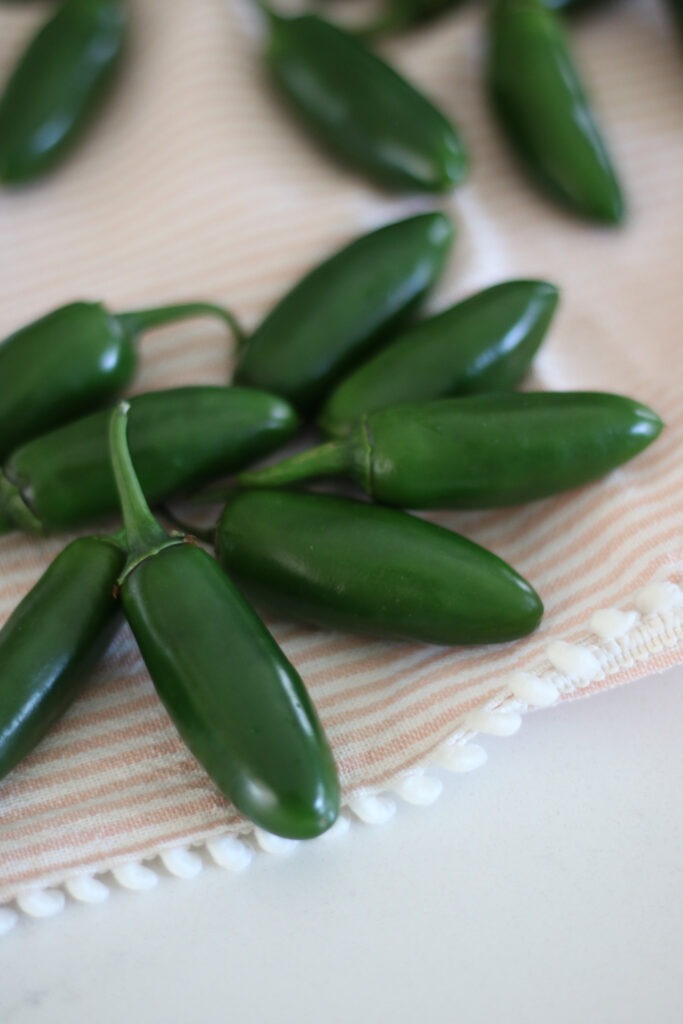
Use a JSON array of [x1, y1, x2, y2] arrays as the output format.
[[0, 0, 681, 902]]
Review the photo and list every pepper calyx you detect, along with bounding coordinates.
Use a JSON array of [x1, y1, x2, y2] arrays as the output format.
[[115, 534, 186, 587]]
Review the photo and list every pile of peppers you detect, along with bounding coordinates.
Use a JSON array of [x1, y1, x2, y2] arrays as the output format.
[[0, 213, 664, 838], [3, 0, 671, 222], [0, 0, 669, 840]]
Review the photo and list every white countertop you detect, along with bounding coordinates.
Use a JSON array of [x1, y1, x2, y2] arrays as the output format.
[[1, 664, 681, 1024]]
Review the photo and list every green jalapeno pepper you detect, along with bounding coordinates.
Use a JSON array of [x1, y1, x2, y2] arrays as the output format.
[[0, 0, 127, 183], [109, 403, 340, 839], [234, 212, 454, 414], [0, 534, 125, 783], [318, 279, 559, 437], [0, 386, 298, 535], [261, 11, 467, 192], [237, 392, 663, 508], [487, 0, 624, 223], [216, 490, 542, 645], [0, 300, 243, 461]]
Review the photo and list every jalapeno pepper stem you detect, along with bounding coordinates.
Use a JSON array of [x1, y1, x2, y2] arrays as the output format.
[[108, 403, 174, 568], [116, 302, 245, 347], [237, 440, 352, 490]]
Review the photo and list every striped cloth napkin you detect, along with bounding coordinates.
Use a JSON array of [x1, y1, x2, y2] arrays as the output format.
[[0, 0, 681, 910]]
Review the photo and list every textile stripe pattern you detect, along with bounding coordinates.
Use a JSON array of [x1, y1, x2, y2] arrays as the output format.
[[0, 0, 681, 903]]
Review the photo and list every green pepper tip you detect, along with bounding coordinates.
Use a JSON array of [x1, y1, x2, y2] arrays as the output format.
[[598, 191, 626, 226], [428, 209, 456, 241], [439, 144, 469, 191], [253, 773, 341, 840], [516, 581, 544, 636], [636, 404, 665, 439]]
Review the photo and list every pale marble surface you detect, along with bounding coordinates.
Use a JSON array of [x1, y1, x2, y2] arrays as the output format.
[[1, 665, 681, 1024]]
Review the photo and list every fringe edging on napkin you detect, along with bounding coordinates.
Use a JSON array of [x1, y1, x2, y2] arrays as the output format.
[[1, 577, 680, 936]]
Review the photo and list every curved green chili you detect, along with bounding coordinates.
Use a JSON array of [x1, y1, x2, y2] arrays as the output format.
[[487, 0, 624, 223], [0, 534, 125, 783], [318, 279, 559, 437], [262, 11, 467, 193], [109, 403, 340, 839], [216, 490, 543, 645], [238, 392, 664, 508], [0, 299, 243, 461], [234, 212, 454, 414], [0, 386, 299, 534], [0, 0, 127, 183]]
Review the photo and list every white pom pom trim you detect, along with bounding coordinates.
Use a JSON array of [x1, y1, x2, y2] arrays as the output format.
[[112, 862, 159, 892], [1, 578, 680, 933], [465, 707, 523, 736], [504, 671, 560, 708], [253, 830, 299, 855], [393, 772, 444, 806], [160, 848, 203, 880], [206, 836, 253, 872], [16, 888, 65, 918], [65, 875, 109, 904], [434, 741, 488, 773], [348, 792, 396, 825], [634, 581, 683, 615]]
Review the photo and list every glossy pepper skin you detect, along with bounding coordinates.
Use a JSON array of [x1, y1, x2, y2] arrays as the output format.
[[318, 279, 559, 437], [263, 12, 467, 193], [487, 0, 624, 223], [216, 490, 543, 645], [0, 386, 299, 534], [0, 0, 127, 183], [234, 212, 454, 415], [238, 392, 664, 508], [0, 535, 124, 783], [109, 405, 340, 840], [0, 299, 241, 462]]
